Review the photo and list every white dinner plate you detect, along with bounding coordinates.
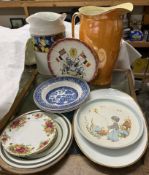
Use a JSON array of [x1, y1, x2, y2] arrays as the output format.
[[76, 98, 143, 149], [73, 88, 148, 168], [1, 111, 57, 157], [0, 111, 72, 168]]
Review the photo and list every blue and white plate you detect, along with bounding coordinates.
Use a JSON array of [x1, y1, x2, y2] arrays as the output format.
[[33, 76, 90, 112]]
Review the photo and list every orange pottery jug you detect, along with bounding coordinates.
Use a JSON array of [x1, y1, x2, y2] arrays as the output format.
[[72, 3, 133, 86]]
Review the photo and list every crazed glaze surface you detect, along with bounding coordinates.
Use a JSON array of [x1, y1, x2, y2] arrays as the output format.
[[79, 11, 122, 85], [72, 4, 133, 85]]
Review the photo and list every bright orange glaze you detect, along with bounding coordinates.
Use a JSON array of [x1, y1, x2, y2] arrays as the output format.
[[79, 11, 123, 85]]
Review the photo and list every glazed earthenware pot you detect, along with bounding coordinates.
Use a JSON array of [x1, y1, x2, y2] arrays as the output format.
[[72, 3, 133, 86]]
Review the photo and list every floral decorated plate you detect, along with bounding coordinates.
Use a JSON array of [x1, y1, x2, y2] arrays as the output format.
[[5, 119, 62, 160], [1, 111, 57, 157], [33, 76, 90, 112], [0, 111, 72, 169], [48, 38, 99, 82], [77, 98, 144, 149]]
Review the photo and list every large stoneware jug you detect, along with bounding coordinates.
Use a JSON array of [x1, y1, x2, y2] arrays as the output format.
[[72, 3, 133, 86], [26, 12, 66, 75]]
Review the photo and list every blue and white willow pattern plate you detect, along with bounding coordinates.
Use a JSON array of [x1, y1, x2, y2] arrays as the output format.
[[33, 77, 90, 112]]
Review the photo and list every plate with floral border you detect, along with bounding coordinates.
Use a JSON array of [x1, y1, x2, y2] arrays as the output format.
[[76, 98, 144, 149], [33, 76, 90, 112], [48, 38, 99, 82], [1, 111, 57, 157], [0, 111, 73, 169], [2, 111, 69, 164], [4, 119, 62, 161]]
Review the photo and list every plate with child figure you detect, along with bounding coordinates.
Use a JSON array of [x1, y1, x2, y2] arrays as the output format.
[[76, 98, 144, 149]]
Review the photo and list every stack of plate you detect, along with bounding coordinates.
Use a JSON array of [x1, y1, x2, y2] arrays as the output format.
[[33, 76, 90, 113], [0, 110, 72, 171], [73, 88, 148, 168]]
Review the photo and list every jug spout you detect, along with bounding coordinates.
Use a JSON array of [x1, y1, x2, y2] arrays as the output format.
[[79, 3, 133, 16], [109, 3, 133, 15], [112, 3, 133, 13], [26, 12, 66, 36], [26, 14, 40, 24], [58, 13, 67, 21], [26, 12, 66, 24]]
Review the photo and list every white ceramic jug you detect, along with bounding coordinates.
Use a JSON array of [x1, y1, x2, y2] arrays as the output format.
[[26, 12, 66, 75]]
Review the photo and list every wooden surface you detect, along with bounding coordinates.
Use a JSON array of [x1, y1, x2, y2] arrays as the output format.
[[128, 41, 149, 48], [0, 69, 38, 131], [134, 73, 149, 79], [0, 0, 149, 17], [1, 153, 149, 175], [127, 69, 138, 101], [143, 6, 149, 25], [0, 0, 149, 7]]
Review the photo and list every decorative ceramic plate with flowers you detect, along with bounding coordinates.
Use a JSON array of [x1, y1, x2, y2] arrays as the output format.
[[33, 76, 90, 113], [1, 111, 57, 157], [48, 38, 99, 82], [0, 111, 72, 170], [77, 98, 144, 149]]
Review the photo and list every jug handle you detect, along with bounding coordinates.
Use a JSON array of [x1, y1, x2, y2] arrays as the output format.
[[72, 12, 80, 38]]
